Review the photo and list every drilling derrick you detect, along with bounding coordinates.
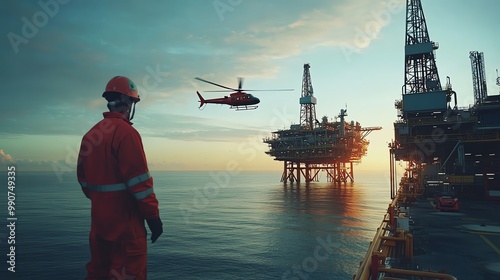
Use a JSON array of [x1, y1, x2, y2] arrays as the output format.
[[404, 0, 441, 94], [264, 64, 381, 184], [470, 51, 488, 105], [299, 64, 317, 130], [392, 0, 453, 198]]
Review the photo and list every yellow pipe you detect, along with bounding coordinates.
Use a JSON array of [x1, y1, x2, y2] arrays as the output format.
[[379, 267, 457, 280], [380, 236, 405, 241], [353, 221, 389, 279]]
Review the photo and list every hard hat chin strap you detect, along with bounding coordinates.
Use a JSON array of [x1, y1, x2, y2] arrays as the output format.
[[107, 94, 138, 120], [128, 102, 137, 121]]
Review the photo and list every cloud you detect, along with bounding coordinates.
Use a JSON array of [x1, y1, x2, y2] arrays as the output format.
[[0, 0, 400, 139], [222, 0, 399, 66], [142, 126, 262, 142], [136, 112, 265, 142], [0, 149, 14, 162], [0, 104, 99, 136], [0, 103, 264, 144], [4, 158, 76, 173]]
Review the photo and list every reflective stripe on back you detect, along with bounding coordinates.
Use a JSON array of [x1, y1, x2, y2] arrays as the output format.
[[79, 181, 88, 188], [88, 183, 127, 192]]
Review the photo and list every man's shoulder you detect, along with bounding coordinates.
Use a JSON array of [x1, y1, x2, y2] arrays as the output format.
[[84, 117, 137, 138], [112, 119, 141, 138]]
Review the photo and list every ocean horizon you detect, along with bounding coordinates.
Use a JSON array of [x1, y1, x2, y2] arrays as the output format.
[[0, 169, 392, 279]]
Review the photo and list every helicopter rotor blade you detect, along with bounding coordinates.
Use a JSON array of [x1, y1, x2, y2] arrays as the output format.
[[203, 90, 235, 92], [243, 89, 295, 92], [238, 77, 243, 91], [195, 77, 237, 91], [203, 89, 294, 92]]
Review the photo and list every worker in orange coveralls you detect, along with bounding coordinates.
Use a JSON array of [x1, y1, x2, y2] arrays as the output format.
[[77, 76, 163, 280]]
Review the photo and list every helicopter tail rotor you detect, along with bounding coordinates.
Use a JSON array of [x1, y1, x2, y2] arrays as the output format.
[[196, 91, 206, 108]]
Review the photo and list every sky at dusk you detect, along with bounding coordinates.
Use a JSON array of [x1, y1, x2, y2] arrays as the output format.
[[1, 0, 499, 174]]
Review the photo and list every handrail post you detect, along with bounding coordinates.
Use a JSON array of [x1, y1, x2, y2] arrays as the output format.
[[405, 233, 413, 261], [370, 254, 380, 279], [388, 204, 395, 229]]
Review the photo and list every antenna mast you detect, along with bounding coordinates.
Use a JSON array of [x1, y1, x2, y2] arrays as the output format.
[[470, 51, 488, 105]]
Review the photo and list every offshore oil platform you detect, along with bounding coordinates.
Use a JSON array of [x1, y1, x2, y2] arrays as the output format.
[[354, 2, 500, 279], [389, 0, 500, 200], [263, 64, 381, 183]]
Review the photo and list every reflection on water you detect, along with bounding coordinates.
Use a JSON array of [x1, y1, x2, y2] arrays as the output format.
[[279, 182, 365, 228]]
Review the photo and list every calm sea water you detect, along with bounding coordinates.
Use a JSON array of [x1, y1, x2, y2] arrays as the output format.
[[0, 170, 391, 280]]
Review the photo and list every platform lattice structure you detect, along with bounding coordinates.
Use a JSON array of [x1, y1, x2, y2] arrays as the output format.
[[404, 0, 441, 94], [264, 64, 381, 183]]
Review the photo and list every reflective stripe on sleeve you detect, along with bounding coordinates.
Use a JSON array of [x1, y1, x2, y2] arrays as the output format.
[[133, 188, 154, 200], [85, 172, 152, 195], [126, 172, 151, 188], [88, 183, 127, 192]]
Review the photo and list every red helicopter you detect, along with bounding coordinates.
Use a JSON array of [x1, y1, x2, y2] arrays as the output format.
[[195, 77, 293, 111]]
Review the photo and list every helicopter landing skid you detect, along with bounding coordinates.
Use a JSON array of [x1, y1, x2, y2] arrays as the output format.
[[230, 105, 258, 111]]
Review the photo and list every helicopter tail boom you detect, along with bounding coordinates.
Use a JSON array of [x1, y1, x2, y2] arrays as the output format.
[[196, 91, 205, 108]]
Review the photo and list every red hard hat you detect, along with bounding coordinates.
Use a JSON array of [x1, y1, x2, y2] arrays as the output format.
[[102, 76, 140, 101]]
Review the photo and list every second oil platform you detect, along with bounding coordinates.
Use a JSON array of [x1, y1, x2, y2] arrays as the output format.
[[263, 64, 381, 183]]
